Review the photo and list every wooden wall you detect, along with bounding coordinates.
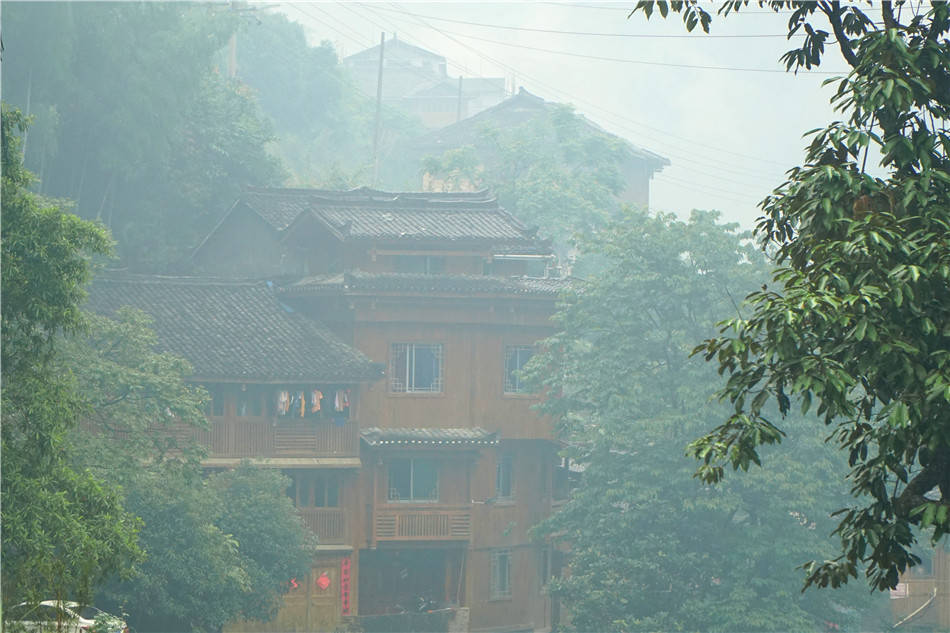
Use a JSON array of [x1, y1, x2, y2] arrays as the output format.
[[193, 205, 283, 277], [354, 320, 553, 440]]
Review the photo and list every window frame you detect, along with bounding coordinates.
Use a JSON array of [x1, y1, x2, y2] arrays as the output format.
[[504, 345, 535, 394], [390, 343, 444, 394], [490, 549, 512, 600], [495, 454, 514, 501], [387, 458, 440, 503]]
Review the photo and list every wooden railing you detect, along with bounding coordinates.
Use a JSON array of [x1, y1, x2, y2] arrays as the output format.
[[374, 505, 472, 541], [298, 507, 347, 545], [194, 418, 359, 458]]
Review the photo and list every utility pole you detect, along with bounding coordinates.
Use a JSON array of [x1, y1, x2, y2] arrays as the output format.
[[372, 32, 385, 188], [456, 76, 463, 123]]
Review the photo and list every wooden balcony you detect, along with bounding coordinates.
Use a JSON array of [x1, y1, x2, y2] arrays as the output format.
[[195, 418, 359, 459], [373, 505, 472, 542], [299, 507, 348, 545]]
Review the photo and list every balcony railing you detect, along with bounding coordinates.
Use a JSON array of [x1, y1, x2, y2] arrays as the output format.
[[299, 507, 347, 545], [194, 418, 359, 458], [373, 505, 472, 541]]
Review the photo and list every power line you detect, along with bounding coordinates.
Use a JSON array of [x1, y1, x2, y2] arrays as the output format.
[[376, 2, 792, 170], [366, 6, 801, 39], [418, 28, 839, 74]]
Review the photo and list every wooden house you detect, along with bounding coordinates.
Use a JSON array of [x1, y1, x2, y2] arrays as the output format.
[[394, 88, 670, 210], [103, 188, 567, 632]]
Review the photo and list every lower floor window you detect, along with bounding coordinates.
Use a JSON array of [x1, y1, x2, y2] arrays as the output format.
[[388, 458, 439, 502], [490, 549, 512, 599]]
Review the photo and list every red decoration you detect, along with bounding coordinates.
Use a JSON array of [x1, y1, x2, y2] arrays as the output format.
[[290, 577, 299, 590], [340, 557, 352, 615], [316, 572, 331, 591]]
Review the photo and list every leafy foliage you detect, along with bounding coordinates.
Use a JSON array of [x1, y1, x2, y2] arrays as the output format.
[[528, 210, 878, 631], [634, 1, 950, 591], [422, 106, 629, 267], [97, 466, 315, 633], [1, 107, 142, 609], [59, 308, 316, 632], [1, 3, 284, 271]]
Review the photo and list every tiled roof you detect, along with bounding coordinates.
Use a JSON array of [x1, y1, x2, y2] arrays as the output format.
[[361, 427, 499, 447], [86, 275, 383, 383], [235, 187, 543, 248], [282, 272, 572, 298]]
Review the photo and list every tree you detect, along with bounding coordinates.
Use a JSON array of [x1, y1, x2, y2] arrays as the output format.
[[421, 106, 629, 270], [59, 308, 316, 632], [1, 106, 142, 609], [527, 209, 878, 631], [634, 2, 950, 591], [1, 3, 284, 271], [97, 466, 315, 633]]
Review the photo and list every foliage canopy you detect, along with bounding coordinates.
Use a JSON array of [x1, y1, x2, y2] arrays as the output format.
[[635, 1, 950, 590], [528, 210, 877, 631]]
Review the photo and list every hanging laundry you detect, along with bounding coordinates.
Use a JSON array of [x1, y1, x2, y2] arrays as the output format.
[[342, 389, 350, 409], [296, 391, 306, 418], [277, 390, 290, 416], [334, 390, 343, 412], [311, 389, 323, 414]]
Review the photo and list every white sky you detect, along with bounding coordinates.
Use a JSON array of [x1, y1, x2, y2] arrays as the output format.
[[274, 1, 854, 229]]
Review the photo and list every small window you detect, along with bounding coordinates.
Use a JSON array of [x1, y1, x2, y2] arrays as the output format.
[[391, 343, 443, 393], [388, 458, 439, 502], [490, 549, 512, 599], [504, 346, 534, 394], [496, 455, 514, 500], [395, 255, 445, 274], [289, 471, 341, 508], [538, 547, 551, 591], [206, 385, 226, 417]]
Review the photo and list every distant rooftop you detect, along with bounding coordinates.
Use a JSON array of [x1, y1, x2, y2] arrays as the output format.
[[412, 88, 670, 172], [212, 186, 549, 252]]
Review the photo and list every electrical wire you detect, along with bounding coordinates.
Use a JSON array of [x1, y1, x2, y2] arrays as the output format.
[[371, 2, 794, 171], [416, 28, 839, 74], [364, 6, 800, 39]]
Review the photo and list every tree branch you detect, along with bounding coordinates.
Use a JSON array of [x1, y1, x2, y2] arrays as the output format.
[[819, 1, 860, 68]]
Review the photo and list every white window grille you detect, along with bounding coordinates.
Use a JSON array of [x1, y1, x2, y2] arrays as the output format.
[[490, 549, 512, 599], [504, 345, 534, 394], [391, 343, 443, 393]]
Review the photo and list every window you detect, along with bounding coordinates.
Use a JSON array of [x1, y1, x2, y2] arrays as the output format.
[[288, 471, 341, 508], [495, 455, 514, 500], [395, 255, 445, 274], [391, 343, 443, 393], [237, 385, 263, 417], [490, 549, 512, 599], [388, 458, 439, 502], [538, 548, 551, 591], [206, 384, 226, 417], [504, 345, 534, 394]]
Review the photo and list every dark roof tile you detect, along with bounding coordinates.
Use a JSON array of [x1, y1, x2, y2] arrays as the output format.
[[282, 272, 571, 298], [86, 275, 382, 383], [361, 427, 498, 447]]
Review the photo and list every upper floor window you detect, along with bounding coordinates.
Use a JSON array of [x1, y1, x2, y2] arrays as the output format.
[[395, 255, 445, 275], [391, 343, 443, 393], [288, 470, 341, 508], [490, 549, 512, 599], [504, 345, 534, 394], [388, 458, 439, 502]]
